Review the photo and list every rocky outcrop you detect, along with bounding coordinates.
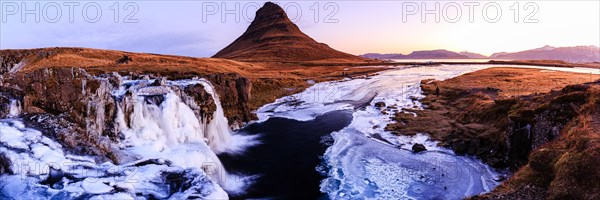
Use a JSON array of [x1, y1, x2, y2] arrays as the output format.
[[388, 77, 596, 169], [1, 68, 121, 162], [0, 68, 249, 163], [473, 84, 600, 200], [0, 50, 31, 75], [182, 84, 217, 121], [205, 73, 254, 127], [0, 48, 66, 75]]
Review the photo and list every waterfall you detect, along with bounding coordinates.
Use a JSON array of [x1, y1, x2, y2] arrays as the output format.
[[0, 75, 257, 198], [196, 79, 249, 154], [112, 78, 257, 192], [8, 99, 21, 117]]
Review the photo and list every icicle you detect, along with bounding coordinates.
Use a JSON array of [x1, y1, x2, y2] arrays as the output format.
[[8, 99, 21, 117]]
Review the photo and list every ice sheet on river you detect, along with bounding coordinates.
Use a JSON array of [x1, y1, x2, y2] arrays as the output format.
[[320, 127, 500, 199], [258, 65, 506, 199]]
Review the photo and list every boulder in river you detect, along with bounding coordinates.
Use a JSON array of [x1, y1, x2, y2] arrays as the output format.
[[374, 101, 386, 108], [412, 143, 427, 153], [0, 153, 12, 174]]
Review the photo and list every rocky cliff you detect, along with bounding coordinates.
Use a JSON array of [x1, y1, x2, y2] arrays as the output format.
[[0, 49, 255, 124], [1, 68, 121, 161], [205, 73, 254, 127], [472, 84, 600, 200], [0, 67, 253, 163]]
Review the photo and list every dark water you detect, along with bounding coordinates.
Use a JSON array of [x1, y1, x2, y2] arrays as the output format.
[[219, 110, 353, 199]]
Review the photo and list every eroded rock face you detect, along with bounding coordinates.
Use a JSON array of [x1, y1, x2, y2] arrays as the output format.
[[0, 48, 65, 75], [206, 73, 253, 128], [0, 68, 251, 163], [505, 85, 591, 168], [182, 84, 217, 122], [2, 68, 121, 162], [0, 50, 31, 74]]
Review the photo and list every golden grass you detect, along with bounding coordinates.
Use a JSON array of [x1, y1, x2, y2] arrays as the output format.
[[1, 47, 387, 114]]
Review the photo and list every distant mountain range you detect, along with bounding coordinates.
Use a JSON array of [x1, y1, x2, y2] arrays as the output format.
[[458, 51, 487, 59], [362, 45, 600, 63], [489, 45, 600, 63], [362, 50, 468, 60]]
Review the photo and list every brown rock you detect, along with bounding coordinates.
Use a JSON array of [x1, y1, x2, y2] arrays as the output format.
[[374, 101, 386, 108], [0, 153, 12, 174], [4, 68, 120, 162], [412, 143, 427, 153], [206, 73, 254, 127]]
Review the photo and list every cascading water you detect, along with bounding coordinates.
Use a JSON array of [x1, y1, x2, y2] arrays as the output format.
[[0, 76, 257, 199], [113, 77, 258, 193], [0, 118, 229, 199], [7, 99, 21, 117]]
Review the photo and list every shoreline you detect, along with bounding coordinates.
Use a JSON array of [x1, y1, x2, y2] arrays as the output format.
[[382, 67, 600, 199]]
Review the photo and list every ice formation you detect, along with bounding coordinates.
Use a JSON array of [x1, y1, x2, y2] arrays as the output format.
[[0, 77, 257, 199], [257, 65, 505, 199]]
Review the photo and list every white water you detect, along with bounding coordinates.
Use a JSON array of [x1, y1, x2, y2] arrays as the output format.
[[0, 77, 258, 199], [196, 80, 259, 155], [7, 99, 21, 117], [114, 78, 258, 194], [0, 119, 229, 199]]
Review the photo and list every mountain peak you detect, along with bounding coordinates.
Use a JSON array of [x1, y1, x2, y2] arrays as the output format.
[[256, 2, 286, 19], [533, 45, 556, 51], [213, 2, 366, 62], [243, 2, 303, 39]]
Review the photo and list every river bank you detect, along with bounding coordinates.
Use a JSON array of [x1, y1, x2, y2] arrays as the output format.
[[384, 67, 600, 199]]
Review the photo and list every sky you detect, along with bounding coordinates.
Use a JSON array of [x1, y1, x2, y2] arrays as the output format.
[[1, 0, 599, 57]]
